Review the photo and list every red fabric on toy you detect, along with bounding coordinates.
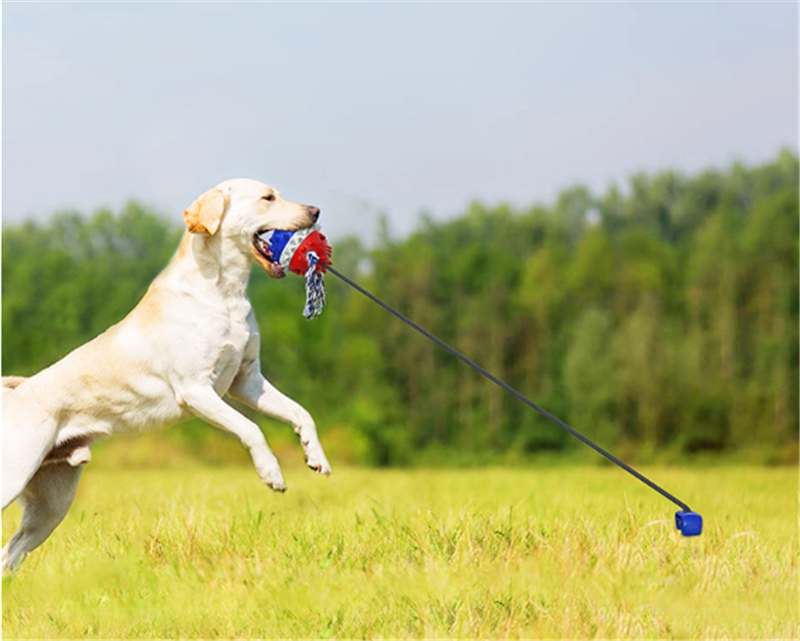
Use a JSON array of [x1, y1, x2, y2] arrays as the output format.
[[289, 230, 332, 275]]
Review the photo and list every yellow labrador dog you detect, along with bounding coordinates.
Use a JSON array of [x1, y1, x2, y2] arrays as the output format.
[[1, 179, 331, 572]]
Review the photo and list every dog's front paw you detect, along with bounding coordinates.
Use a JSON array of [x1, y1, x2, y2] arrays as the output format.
[[305, 449, 332, 476], [259, 466, 287, 492]]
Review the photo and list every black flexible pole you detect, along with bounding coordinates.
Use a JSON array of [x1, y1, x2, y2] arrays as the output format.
[[326, 264, 692, 513]]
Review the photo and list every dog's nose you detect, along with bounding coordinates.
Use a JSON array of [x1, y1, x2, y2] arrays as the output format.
[[307, 206, 320, 221]]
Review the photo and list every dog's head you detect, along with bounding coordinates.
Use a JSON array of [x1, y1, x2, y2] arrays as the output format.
[[183, 179, 320, 279]]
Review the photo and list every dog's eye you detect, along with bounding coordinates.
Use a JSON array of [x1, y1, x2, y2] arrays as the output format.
[[262, 194, 276, 202]]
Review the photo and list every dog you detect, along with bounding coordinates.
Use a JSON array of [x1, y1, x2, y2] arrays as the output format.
[[1, 179, 332, 572]]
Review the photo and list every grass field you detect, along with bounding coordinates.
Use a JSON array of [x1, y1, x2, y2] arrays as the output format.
[[2, 463, 798, 639]]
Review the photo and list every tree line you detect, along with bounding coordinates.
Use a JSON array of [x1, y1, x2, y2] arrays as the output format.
[[3, 150, 797, 465]]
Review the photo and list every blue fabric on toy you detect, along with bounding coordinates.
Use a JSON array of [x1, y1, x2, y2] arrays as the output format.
[[257, 228, 300, 272]]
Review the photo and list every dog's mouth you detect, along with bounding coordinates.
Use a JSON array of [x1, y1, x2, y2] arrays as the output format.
[[251, 229, 287, 279]]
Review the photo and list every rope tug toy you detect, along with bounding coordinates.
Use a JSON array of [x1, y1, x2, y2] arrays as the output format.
[[277, 225, 702, 537], [257, 224, 332, 319]]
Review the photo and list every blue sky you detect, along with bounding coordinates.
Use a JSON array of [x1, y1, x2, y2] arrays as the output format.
[[3, 3, 797, 242]]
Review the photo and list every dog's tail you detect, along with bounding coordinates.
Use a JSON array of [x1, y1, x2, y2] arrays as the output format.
[[2, 376, 28, 398]]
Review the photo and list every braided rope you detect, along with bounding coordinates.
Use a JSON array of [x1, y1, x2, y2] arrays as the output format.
[[303, 251, 326, 320]]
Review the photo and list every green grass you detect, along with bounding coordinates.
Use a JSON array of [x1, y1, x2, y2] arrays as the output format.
[[2, 464, 798, 639]]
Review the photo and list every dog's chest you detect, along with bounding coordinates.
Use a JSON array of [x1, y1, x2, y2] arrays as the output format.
[[210, 299, 253, 394]]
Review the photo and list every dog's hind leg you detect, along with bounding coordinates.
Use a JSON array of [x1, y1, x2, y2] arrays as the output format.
[[2, 462, 83, 573], [2, 396, 60, 510]]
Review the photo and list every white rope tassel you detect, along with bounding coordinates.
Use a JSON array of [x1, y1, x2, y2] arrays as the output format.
[[303, 251, 326, 320]]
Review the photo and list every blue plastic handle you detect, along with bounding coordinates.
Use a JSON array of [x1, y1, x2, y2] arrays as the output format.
[[675, 511, 703, 536]]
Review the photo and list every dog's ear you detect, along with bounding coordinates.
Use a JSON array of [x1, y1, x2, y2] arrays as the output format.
[[183, 188, 227, 235]]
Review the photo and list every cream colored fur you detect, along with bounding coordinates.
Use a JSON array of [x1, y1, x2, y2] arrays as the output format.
[[2, 178, 331, 572]]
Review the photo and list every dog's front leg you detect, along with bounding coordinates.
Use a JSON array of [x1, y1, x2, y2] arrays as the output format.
[[181, 387, 286, 491], [230, 366, 331, 476]]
